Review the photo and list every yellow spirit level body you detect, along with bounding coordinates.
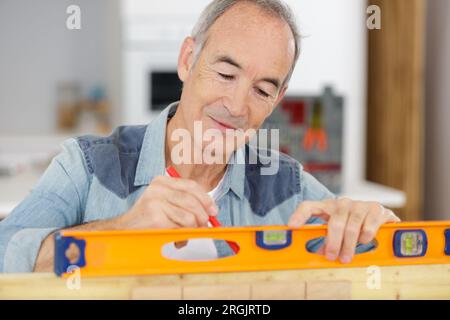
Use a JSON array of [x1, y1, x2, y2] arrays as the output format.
[[54, 221, 450, 277]]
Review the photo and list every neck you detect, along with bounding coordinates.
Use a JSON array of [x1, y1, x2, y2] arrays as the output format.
[[165, 105, 229, 192]]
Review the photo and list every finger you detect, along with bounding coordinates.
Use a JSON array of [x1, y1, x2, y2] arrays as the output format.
[[166, 189, 210, 227], [358, 202, 385, 244], [169, 178, 217, 214], [288, 200, 333, 228], [383, 208, 401, 223], [316, 242, 326, 255], [325, 198, 351, 261], [143, 183, 208, 226], [146, 205, 180, 229], [340, 201, 368, 263], [159, 176, 218, 215], [163, 204, 201, 228]]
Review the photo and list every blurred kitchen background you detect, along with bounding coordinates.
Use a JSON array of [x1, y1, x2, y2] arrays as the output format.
[[0, 0, 449, 221]]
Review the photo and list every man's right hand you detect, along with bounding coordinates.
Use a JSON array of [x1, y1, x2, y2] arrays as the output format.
[[116, 175, 218, 230], [35, 175, 218, 272]]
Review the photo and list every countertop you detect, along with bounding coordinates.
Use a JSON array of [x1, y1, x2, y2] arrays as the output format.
[[0, 264, 449, 299]]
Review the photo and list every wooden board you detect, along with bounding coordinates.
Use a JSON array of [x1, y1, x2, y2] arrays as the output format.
[[0, 264, 449, 300]]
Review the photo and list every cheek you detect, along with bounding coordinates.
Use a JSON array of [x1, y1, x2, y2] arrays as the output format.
[[191, 74, 228, 106], [193, 68, 225, 93], [248, 103, 273, 129], [183, 77, 215, 115]]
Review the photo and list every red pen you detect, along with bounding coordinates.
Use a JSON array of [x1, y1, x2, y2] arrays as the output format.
[[166, 166, 239, 254]]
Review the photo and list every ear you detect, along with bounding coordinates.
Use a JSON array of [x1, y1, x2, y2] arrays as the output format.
[[177, 37, 196, 82]]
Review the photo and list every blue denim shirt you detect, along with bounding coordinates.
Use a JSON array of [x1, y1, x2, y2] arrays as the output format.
[[0, 102, 342, 273]]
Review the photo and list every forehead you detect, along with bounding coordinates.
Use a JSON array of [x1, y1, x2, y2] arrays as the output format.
[[201, 2, 295, 79]]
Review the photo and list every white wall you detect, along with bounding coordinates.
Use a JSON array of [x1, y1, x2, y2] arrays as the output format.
[[0, 0, 118, 134], [424, 0, 450, 219]]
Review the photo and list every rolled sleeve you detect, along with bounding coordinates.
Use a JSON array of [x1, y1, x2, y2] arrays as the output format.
[[2, 227, 59, 272], [0, 138, 90, 272]]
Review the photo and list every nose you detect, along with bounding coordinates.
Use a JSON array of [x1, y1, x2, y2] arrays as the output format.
[[224, 84, 249, 119]]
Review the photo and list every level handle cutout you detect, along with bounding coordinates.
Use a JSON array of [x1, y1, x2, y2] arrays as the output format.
[[305, 236, 379, 255], [161, 238, 239, 262]]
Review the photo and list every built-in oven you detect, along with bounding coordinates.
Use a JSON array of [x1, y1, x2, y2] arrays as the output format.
[[149, 71, 182, 111]]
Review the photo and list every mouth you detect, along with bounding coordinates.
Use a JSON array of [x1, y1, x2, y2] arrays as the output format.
[[208, 116, 237, 131]]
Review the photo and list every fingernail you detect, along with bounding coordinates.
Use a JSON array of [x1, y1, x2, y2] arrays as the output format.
[[209, 205, 218, 216], [326, 253, 337, 261], [340, 255, 351, 264]]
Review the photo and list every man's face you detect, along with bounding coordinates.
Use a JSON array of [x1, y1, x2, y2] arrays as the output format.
[[176, 2, 295, 158]]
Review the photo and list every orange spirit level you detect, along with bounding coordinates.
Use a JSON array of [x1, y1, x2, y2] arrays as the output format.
[[54, 221, 450, 278]]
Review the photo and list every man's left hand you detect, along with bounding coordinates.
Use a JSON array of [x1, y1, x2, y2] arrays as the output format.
[[288, 198, 401, 263]]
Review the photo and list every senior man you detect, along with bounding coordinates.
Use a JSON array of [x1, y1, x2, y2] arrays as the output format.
[[0, 0, 399, 273]]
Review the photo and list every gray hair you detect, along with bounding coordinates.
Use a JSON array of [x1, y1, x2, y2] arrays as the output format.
[[191, 0, 301, 88]]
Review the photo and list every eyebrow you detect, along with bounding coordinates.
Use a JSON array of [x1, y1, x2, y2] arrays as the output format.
[[213, 55, 281, 90], [213, 55, 242, 69]]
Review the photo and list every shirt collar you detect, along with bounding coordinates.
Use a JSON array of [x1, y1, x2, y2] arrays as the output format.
[[133, 101, 245, 200]]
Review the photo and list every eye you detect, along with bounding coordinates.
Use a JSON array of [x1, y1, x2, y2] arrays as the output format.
[[256, 88, 270, 98], [218, 72, 235, 80]]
